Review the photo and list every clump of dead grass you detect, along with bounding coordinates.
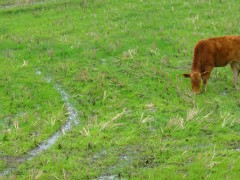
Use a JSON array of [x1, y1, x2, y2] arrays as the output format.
[[100, 108, 126, 131], [80, 108, 127, 136], [167, 108, 200, 131]]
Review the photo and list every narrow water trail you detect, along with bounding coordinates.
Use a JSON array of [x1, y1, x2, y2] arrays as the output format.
[[0, 71, 80, 177]]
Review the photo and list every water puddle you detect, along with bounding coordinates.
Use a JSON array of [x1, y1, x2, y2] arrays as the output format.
[[96, 153, 131, 180], [98, 175, 119, 180], [221, 88, 228, 96], [0, 71, 80, 177]]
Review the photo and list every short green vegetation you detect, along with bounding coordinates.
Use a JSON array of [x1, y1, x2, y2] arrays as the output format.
[[1, 0, 240, 179]]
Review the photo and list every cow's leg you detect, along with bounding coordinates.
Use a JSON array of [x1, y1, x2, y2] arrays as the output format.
[[202, 74, 210, 92], [201, 67, 213, 92], [230, 61, 239, 86]]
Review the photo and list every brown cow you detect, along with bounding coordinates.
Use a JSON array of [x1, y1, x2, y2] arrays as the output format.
[[183, 36, 240, 93]]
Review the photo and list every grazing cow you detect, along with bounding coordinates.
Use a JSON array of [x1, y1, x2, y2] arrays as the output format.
[[183, 36, 240, 93]]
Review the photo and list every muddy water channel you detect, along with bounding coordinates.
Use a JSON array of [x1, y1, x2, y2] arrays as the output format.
[[0, 72, 80, 177]]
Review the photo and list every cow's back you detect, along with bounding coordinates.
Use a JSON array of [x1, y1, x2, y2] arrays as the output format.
[[195, 36, 240, 67]]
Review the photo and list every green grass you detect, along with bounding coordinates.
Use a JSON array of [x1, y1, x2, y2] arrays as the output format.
[[1, 0, 240, 179]]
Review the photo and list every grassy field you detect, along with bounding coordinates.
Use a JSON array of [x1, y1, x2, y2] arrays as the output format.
[[1, 0, 240, 179]]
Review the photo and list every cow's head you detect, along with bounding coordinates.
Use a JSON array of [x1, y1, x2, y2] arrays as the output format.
[[183, 71, 209, 93]]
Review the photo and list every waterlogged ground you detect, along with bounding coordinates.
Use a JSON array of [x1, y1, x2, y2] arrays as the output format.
[[1, 0, 240, 179]]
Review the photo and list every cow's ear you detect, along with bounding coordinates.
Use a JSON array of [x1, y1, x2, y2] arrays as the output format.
[[201, 71, 209, 76], [183, 73, 191, 78]]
